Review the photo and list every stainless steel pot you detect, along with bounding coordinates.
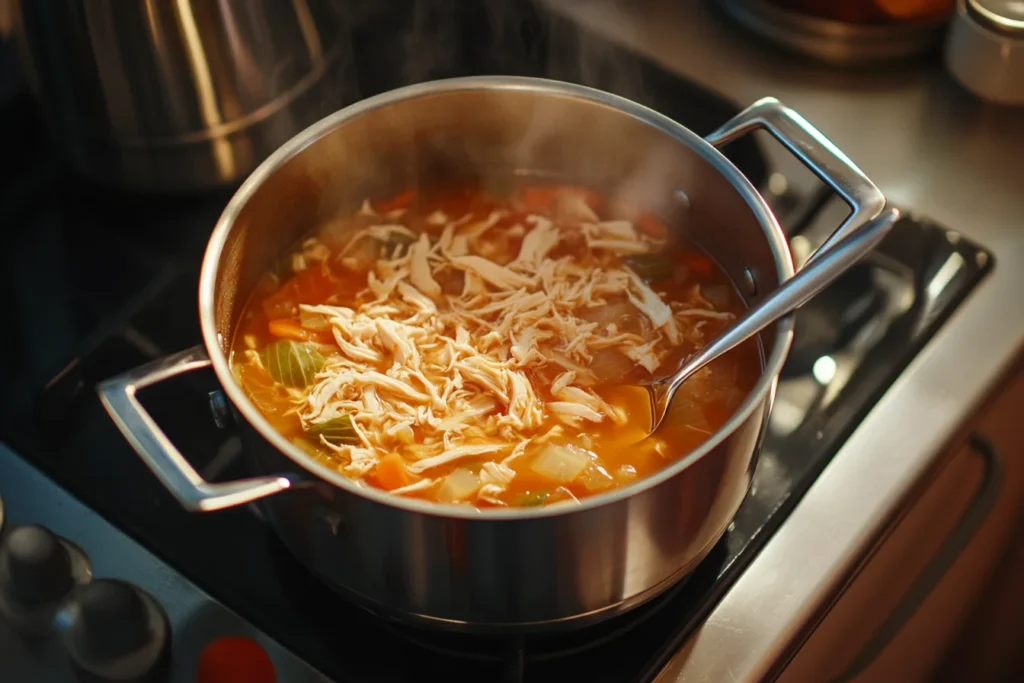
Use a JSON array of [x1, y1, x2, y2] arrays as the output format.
[[9, 0, 354, 193], [97, 77, 885, 630]]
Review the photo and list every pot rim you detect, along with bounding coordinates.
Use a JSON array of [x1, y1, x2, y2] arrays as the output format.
[[198, 75, 796, 520]]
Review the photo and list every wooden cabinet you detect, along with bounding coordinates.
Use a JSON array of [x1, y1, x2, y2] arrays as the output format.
[[778, 360, 1024, 683]]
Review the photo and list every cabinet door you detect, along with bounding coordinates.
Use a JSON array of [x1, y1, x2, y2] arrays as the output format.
[[779, 366, 1024, 683]]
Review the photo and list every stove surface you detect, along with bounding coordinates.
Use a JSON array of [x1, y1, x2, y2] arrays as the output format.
[[0, 2, 992, 682]]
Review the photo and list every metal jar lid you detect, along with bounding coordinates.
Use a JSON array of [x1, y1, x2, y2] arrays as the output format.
[[966, 0, 1024, 35], [946, 0, 1024, 104]]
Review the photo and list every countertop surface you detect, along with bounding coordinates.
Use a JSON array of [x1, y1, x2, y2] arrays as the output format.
[[544, 0, 1024, 681]]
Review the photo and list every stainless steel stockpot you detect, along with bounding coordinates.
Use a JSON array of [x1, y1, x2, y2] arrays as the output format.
[[98, 77, 885, 631], [10, 0, 354, 192]]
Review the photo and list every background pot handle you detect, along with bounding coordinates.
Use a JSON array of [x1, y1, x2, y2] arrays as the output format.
[[97, 346, 303, 512], [706, 97, 886, 263]]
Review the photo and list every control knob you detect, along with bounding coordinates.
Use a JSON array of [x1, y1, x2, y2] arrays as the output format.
[[63, 579, 171, 682], [0, 524, 90, 636]]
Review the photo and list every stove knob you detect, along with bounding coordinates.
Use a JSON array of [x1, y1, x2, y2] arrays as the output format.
[[65, 579, 171, 682], [0, 524, 74, 607], [0, 524, 88, 635]]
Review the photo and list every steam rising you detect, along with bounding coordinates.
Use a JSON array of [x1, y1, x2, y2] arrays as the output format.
[[331, 0, 694, 227]]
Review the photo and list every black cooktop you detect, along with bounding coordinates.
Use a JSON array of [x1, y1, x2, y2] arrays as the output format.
[[0, 2, 992, 682]]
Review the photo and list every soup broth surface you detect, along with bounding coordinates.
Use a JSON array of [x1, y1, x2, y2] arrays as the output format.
[[231, 184, 760, 508]]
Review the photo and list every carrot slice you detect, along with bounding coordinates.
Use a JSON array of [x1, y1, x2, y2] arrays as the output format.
[[268, 319, 310, 341], [375, 189, 416, 214], [267, 318, 332, 344], [375, 453, 412, 491]]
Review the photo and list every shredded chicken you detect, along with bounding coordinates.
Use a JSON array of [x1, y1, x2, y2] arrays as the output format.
[[256, 188, 735, 504], [409, 232, 442, 299], [406, 444, 509, 474], [513, 216, 561, 270], [449, 255, 535, 290]]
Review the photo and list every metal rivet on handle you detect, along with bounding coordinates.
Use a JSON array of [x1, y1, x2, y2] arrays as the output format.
[[743, 267, 757, 298], [674, 189, 691, 211]]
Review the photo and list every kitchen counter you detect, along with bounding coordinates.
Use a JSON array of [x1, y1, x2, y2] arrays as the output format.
[[543, 0, 1024, 680]]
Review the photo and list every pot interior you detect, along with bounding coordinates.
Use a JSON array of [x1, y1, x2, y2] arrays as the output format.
[[202, 78, 793, 507]]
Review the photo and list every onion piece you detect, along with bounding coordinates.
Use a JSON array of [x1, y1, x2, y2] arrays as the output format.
[[589, 348, 635, 383], [615, 464, 638, 484], [436, 468, 480, 502], [530, 444, 590, 484], [579, 459, 616, 492], [299, 308, 331, 331]]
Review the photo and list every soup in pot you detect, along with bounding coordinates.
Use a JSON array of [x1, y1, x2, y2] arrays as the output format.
[[230, 184, 760, 508]]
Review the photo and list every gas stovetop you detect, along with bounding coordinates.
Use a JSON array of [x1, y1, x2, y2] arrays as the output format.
[[0, 2, 992, 682]]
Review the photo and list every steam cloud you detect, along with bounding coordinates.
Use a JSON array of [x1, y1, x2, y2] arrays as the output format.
[[333, 0, 688, 228]]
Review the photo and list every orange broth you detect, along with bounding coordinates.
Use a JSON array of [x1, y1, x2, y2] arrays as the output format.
[[230, 184, 761, 508]]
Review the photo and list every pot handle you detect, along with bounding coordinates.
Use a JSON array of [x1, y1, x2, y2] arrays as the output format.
[[706, 97, 887, 263], [97, 346, 303, 512]]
